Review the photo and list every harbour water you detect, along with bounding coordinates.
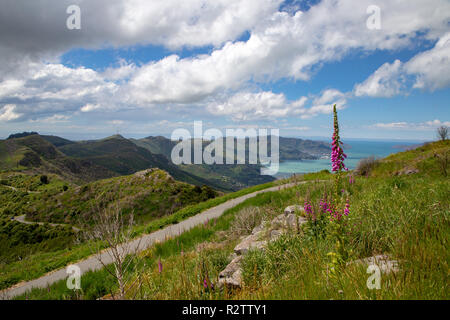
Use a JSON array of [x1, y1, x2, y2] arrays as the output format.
[[274, 140, 422, 178]]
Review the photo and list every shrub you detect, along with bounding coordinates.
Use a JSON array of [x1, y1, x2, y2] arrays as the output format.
[[355, 156, 379, 176], [229, 206, 264, 238], [435, 151, 449, 177], [40, 175, 49, 185], [437, 126, 448, 141]]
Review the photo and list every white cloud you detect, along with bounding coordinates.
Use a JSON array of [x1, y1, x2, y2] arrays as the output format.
[[405, 33, 450, 91], [354, 60, 404, 97], [81, 104, 102, 113], [0, 104, 23, 122], [0, 0, 449, 126], [125, 0, 450, 106], [372, 119, 450, 130], [299, 89, 347, 119], [354, 32, 450, 97], [206, 91, 307, 121]]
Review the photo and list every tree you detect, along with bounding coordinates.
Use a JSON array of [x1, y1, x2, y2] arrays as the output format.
[[437, 126, 448, 141], [84, 199, 143, 300]]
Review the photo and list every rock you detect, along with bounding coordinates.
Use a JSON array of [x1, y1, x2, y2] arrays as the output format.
[[133, 168, 155, 178], [271, 213, 307, 230], [217, 207, 308, 290], [251, 222, 266, 235], [218, 256, 243, 288], [347, 254, 400, 274], [284, 205, 304, 216], [234, 233, 267, 255], [270, 229, 283, 240], [397, 168, 419, 176]]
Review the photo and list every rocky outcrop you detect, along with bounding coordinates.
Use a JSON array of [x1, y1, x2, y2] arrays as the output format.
[[217, 206, 307, 289]]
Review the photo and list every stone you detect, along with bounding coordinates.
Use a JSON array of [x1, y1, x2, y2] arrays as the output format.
[[251, 222, 266, 235], [270, 229, 283, 240], [284, 205, 304, 216], [271, 213, 307, 230], [234, 233, 267, 255], [217, 256, 243, 288]]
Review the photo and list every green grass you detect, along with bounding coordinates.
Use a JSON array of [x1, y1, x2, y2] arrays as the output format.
[[12, 141, 450, 300], [16, 172, 450, 300], [132, 179, 280, 236], [2, 178, 280, 292], [26, 169, 218, 225], [14, 189, 284, 300]]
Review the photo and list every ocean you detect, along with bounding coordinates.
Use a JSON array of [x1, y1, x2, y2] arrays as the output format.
[[273, 140, 422, 178]]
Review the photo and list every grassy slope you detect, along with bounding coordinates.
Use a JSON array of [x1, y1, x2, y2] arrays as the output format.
[[26, 169, 218, 225], [0, 135, 118, 183], [19, 140, 449, 300], [0, 177, 280, 291]]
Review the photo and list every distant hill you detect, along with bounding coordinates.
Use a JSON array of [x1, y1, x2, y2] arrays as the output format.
[[7, 132, 38, 140], [1, 132, 331, 192], [40, 135, 75, 147], [135, 135, 330, 161], [0, 134, 117, 183], [56, 134, 234, 190]]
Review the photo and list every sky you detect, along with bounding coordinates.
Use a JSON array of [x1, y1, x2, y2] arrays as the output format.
[[0, 0, 449, 142]]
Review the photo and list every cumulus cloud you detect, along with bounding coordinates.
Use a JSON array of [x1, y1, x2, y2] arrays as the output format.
[[125, 0, 450, 105], [405, 33, 450, 91], [0, 0, 449, 126], [206, 91, 307, 121], [354, 60, 405, 97], [0, 0, 281, 74], [0, 104, 23, 122], [299, 89, 347, 119], [355, 32, 450, 97]]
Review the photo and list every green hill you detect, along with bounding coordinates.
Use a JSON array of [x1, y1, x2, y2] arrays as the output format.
[[0, 135, 117, 183], [57, 135, 233, 191], [24, 168, 218, 225]]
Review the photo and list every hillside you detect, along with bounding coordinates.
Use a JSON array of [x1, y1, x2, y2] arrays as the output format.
[[0, 135, 117, 183], [17, 139, 448, 300], [23, 168, 217, 225], [367, 139, 450, 177], [57, 134, 239, 191]]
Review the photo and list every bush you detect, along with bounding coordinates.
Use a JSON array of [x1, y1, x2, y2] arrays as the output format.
[[40, 175, 49, 185], [229, 206, 264, 238], [355, 156, 379, 176]]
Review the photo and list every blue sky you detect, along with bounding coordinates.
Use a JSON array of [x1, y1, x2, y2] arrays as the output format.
[[0, 0, 449, 141]]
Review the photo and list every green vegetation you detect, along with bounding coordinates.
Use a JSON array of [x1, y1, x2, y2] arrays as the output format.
[[26, 169, 218, 225], [0, 175, 278, 291], [18, 140, 449, 300]]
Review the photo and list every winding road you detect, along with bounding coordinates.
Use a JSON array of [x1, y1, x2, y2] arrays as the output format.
[[2, 182, 301, 299], [13, 215, 81, 232]]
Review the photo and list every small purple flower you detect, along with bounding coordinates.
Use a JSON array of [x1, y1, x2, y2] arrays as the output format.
[[203, 278, 208, 289], [158, 258, 163, 273], [344, 198, 350, 216], [304, 200, 313, 216]]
